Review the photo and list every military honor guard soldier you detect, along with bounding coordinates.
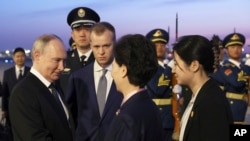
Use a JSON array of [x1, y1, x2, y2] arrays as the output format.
[[146, 29, 175, 141], [58, 7, 100, 108], [211, 32, 250, 123]]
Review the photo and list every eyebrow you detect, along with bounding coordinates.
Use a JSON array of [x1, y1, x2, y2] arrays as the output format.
[[174, 59, 184, 71]]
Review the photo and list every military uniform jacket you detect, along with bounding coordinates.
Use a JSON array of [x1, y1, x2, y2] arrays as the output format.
[[210, 60, 250, 121], [58, 49, 95, 94], [65, 49, 95, 72], [146, 65, 174, 129], [66, 62, 123, 141], [211, 60, 250, 94], [183, 79, 233, 141], [104, 90, 163, 141], [9, 73, 75, 141]]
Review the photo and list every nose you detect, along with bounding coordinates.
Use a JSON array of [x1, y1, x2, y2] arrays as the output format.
[[58, 60, 65, 71], [98, 47, 105, 54]]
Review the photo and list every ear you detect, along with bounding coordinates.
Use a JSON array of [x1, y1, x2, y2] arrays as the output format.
[[33, 50, 41, 60], [190, 60, 200, 73], [121, 64, 127, 78]]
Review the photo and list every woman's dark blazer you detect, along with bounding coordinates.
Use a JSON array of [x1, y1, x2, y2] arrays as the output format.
[[183, 79, 233, 141]]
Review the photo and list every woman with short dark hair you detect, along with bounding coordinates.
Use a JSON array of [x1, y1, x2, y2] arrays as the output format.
[[105, 34, 163, 141]]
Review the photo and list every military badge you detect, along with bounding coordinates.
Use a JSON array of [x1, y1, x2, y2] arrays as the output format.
[[62, 68, 71, 74], [224, 69, 232, 76], [78, 8, 85, 17], [153, 30, 163, 37], [231, 34, 240, 40]]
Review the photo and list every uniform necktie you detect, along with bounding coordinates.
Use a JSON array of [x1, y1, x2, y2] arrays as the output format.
[[80, 55, 87, 66], [18, 69, 23, 80], [97, 69, 107, 116]]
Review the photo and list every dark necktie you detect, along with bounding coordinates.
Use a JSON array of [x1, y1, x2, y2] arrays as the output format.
[[49, 84, 73, 129], [49, 84, 65, 114], [18, 69, 23, 80], [80, 55, 87, 66], [97, 69, 107, 116]]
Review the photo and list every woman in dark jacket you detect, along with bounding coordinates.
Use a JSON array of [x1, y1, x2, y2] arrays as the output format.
[[105, 34, 163, 141], [172, 35, 233, 141]]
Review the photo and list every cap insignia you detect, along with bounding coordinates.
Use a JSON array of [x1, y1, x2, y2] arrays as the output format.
[[231, 34, 240, 40], [78, 8, 85, 18], [153, 30, 162, 37]]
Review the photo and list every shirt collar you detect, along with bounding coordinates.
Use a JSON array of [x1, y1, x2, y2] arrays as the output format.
[[94, 60, 112, 72], [77, 49, 92, 61], [15, 65, 24, 71], [228, 59, 241, 68], [158, 60, 165, 68], [30, 67, 51, 88]]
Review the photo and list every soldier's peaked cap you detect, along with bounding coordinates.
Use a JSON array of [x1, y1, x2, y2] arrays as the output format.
[[223, 33, 245, 48], [146, 28, 169, 44], [67, 7, 100, 28]]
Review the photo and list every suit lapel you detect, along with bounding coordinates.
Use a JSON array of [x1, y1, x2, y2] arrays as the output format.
[[24, 67, 30, 76], [103, 82, 118, 115], [56, 84, 75, 130], [29, 73, 70, 128], [88, 64, 101, 116], [86, 52, 95, 65], [11, 67, 18, 81], [183, 80, 211, 140]]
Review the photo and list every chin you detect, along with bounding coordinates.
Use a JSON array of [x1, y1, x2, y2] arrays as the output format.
[[52, 76, 60, 81], [176, 80, 184, 85]]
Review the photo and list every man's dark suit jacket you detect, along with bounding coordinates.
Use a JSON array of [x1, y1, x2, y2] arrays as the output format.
[[66, 62, 123, 141], [2, 66, 30, 112], [59, 49, 95, 95], [0, 81, 3, 96], [183, 79, 233, 141], [9, 73, 75, 141], [104, 90, 164, 141]]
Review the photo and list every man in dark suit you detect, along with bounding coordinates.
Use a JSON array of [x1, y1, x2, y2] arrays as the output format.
[[66, 22, 123, 141], [9, 34, 75, 141], [0, 81, 2, 98], [59, 7, 100, 95], [1, 47, 30, 138]]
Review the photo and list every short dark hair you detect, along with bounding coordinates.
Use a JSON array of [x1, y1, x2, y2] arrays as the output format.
[[13, 47, 25, 55], [114, 34, 158, 88], [173, 35, 214, 74]]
